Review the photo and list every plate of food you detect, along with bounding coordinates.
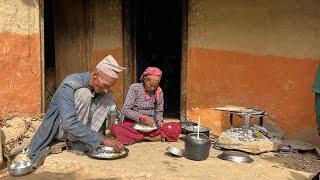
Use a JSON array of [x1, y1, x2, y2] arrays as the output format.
[[87, 146, 129, 160], [132, 123, 158, 132]]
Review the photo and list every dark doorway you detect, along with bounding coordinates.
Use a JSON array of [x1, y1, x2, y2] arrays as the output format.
[[44, 0, 56, 111], [132, 0, 182, 118], [43, 0, 92, 111]]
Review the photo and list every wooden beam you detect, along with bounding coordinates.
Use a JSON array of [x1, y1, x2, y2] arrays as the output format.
[[39, 0, 45, 113], [122, 0, 135, 100], [180, 0, 189, 120]]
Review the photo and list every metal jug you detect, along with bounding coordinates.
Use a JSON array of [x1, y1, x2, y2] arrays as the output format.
[[105, 107, 123, 134]]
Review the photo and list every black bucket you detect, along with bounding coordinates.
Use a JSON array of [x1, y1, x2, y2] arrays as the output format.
[[184, 133, 211, 161]]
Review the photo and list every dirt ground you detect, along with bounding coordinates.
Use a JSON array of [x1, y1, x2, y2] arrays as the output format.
[[0, 117, 319, 180]]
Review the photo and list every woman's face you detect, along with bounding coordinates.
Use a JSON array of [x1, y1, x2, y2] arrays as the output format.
[[143, 77, 161, 92]]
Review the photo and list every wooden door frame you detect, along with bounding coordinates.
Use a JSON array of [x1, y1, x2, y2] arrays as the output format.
[[121, 0, 189, 120], [39, 0, 94, 113], [180, 0, 189, 120], [39, 0, 45, 113]]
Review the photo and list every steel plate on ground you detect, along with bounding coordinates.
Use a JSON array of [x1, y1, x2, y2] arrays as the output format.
[[132, 123, 158, 132], [217, 151, 253, 163], [87, 146, 129, 160]]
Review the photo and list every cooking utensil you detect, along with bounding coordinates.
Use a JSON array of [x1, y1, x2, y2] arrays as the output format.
[[184, 125, 210, 137], [166, 146, 184, 157], [87, 146, 129, 160], [132, 123, 158, 132], [185, 133, 211, 161], [217, 151, 253, 163], [180, 120, 198, 135], [8, 160, 33, 176], [107, 107, 122, 128]]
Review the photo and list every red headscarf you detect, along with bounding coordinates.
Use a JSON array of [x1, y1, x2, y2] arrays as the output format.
[[140, 67, 163, 101], [140, 67, 162, 80]]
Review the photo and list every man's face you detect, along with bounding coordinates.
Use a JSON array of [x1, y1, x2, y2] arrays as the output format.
[[92, 71, 117, 94], [143, 77, 161, 92]]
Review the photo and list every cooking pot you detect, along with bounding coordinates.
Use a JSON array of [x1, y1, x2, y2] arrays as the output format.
[[184, 133, 211, 161], [184, 125, 210, 137], [180, 121, 198, 135]]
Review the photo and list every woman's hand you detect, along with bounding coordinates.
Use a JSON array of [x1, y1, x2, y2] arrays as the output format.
[[103, 137, 124, 152], [156, 120, 163, 127], [139, 115, 155, 126]]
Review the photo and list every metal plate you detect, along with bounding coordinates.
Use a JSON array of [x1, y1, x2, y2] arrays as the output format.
[[214, 106, 265, 115], [243, 108, 265, 115], [166, 146, 184, 157], [217, 151, 253, 163], [132, 123, 158, 132], [87, 146, 129, 160]]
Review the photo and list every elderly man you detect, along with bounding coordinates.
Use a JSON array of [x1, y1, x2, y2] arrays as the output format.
[[28, 55, 125, 168]]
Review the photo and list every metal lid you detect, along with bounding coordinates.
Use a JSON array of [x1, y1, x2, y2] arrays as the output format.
[[166, 146, 184, 157]]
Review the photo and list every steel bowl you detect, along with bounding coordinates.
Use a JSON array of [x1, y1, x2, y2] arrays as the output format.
[[166, 146, 184, 157], [8, 160, 33, 176], [217, 151, 253, 163]]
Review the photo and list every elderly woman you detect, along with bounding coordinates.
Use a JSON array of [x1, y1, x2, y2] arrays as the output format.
[[110, 67, 181, 145]]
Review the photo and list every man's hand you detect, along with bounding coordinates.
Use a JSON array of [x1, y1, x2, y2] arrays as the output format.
[[139, 115, 155, 126], [103, 137, 124, 152]]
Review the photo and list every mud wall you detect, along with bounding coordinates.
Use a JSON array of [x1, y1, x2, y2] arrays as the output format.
[[0, 0, 41, 116], [91, 0, 124, 106], [187, 0, 320, 145]]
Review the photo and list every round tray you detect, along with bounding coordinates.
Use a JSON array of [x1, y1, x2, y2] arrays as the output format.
[[217, 151, 253, 163], [87, 147, 129, 160], [132, 123, 158, 132]]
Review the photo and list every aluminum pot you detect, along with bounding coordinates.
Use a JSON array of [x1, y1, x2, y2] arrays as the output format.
[[184, 133, 211, 161], [184, 125, 210, 137], [180, 121, 198, 135]]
